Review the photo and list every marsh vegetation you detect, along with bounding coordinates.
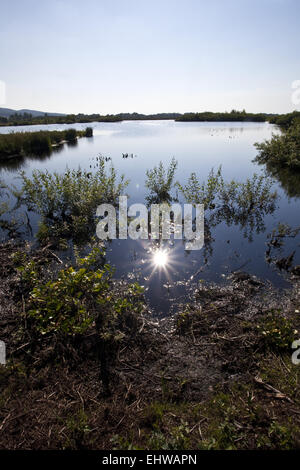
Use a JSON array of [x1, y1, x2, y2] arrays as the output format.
[[255, 120, 300, 170], [0, 127, 93, 159], [0, 238, 300, 449], [0, 119, 299, 450]]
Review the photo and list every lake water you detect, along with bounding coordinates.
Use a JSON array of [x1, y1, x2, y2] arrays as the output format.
[[0, 120, 299, 315]]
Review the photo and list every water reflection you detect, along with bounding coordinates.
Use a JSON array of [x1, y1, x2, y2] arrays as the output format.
[[264, 163, 300, 199], [0, 156, 26, 172], [0, 142, 65, 173], [0, 120, 296, 314], [152, 248, 169, 268], [66, 140, 78, 148]]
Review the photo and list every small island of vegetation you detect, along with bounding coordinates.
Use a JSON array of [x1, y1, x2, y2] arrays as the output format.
[[0, 127, 93, 160]]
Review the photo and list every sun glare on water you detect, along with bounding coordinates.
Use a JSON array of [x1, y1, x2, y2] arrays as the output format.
[[153, 249, 168, 268]]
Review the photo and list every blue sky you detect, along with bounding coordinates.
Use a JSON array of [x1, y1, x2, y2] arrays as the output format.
[[0, 0, 299, 114]]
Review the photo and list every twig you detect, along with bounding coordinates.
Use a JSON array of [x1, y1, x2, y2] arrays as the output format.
[[0, 413, 11, 431], [254, 376, 293, 403], [22, 294, 27, 330], [114, 415, 125, 429], [49, 251, 63, 264], [11, 341, 30, 354]]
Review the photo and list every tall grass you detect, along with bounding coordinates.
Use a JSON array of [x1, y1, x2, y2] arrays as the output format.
[[0, 127, 93, 159]]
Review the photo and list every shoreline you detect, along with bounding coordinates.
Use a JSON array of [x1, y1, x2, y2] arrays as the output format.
[[0, 240, 300, 450]]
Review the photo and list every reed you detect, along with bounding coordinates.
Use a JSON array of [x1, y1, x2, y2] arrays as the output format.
[[0, 127, 92, 159]]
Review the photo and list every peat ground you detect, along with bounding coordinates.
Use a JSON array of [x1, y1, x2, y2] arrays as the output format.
[[0, 241, 300, 450]]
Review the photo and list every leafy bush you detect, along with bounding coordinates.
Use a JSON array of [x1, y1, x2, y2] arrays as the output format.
[[21, 246, 144, 340], [177, 168, 277, 240], [269, 111, 300, 130], [178, 167, 276, 212], [13, 245, 145, 394], [16, 257, 41, 289], [27, 263, 111, 336], [85, 127, 93, 137], [219, 174, 276, 213], [176, 166, 223, 208], [17, 158, 128, 243], [254, 122, 300, 169], [145, 158, 178, 204]]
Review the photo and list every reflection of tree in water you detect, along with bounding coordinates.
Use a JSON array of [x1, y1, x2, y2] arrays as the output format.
[[209, 198, 274, 243], [144, 161, 278, 264], [186, 218, 213, 263], [265, 223, 300, 273], [0, 180, 28, 238], [178, 168, 278, 244], [66, 140, 78, 148], [0, 144, 64, 173], [0, 156, 26, 173], [0, 157, 280, 271], [264, 163, 300, 199]]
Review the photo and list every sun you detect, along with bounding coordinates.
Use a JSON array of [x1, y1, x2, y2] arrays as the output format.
[[153, 249, 168, 268]]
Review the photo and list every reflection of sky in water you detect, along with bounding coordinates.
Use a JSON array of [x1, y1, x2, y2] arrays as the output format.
[[0, 120, 298, 316]]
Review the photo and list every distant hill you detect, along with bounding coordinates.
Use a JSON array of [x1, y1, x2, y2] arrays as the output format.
[[0, 107, 65, 118]]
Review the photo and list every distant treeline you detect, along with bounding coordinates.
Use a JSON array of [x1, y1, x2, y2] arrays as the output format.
[[1, 109, 300, 127], [0, 112, 182, 126], [0, 127, 93, 159], [0, 113, 122, 126], [115, 112, 182, 121], [175, 109, 272, 122]]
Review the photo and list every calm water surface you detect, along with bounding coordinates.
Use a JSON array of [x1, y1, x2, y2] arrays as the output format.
[[0, 120, 299, 315]]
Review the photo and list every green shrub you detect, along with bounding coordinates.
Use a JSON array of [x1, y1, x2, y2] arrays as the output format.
[[176, 166, 223, 208], [254, 122, 300, 169], [18, 159, 128, 243], [65, 128, 77, 142], [269, 111, 300, 130], [22, 246, 144, 341], [257, 310, 297, 351], [27, 264, 109, 335], [85, 127, 93, 137], [177, 168, 276, 212], [145, 158, 178, 204], [177, 168, 277, 240], [0, 129, 88, 158]]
